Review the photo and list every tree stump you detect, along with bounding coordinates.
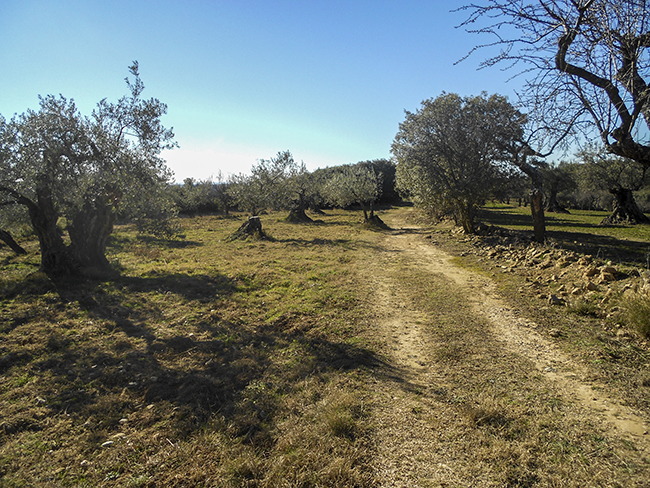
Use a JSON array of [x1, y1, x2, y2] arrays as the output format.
[[227, 216, 267, 241], [364, 214, 390, 230], [285, 208, 313, 223]]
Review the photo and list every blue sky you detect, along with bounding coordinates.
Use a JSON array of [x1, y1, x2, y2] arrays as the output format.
[[1, 1, 523, 182]]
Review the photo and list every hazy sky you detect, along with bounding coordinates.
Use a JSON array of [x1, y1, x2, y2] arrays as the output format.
[[1, 1, 523, 182]]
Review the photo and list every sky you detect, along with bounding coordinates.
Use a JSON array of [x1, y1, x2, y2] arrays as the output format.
[[0, 0, 524, 183]]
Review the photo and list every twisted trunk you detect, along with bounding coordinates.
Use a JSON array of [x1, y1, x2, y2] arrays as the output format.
[[68, 197, 117, 270], [28, 189, 78, 275], [530, 188, 546, 243], [601, 188, 649, 225]]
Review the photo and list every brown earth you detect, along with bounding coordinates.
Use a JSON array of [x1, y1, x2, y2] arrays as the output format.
[[362, 208, 649, 487]]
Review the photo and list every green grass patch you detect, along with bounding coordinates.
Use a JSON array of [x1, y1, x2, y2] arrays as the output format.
[[0, 210, 378, 487]]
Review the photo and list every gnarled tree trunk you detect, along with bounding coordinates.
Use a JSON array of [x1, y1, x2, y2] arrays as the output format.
[[601, 188, 650, 225], [28, 190, 79, 275], [545, 190, 570, 214], [68, 198, 117, 270], [286, 207, 313, 223], [227, 216, 267, 241], [530, 188, 546, 243]]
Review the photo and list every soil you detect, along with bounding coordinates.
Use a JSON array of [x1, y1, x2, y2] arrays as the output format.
[[363, 208, 650, 487]]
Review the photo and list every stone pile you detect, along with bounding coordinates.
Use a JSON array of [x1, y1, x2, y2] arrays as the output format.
[[452, 233, 648, 334]]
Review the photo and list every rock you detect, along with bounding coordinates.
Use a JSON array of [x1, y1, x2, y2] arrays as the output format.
[[584, 267, 599, 277], [599, 272, 616, 282], [571, 287, 582, 296], [101, 441, 114, 448], [586, 281, 599, 291], [616, 329, 634, 340], [601, 266, 617, 275], [548, 294, 564, 305]]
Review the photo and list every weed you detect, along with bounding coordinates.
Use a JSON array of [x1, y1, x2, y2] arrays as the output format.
[[567, 298, 600, 317], [624, 293, 650, 338]]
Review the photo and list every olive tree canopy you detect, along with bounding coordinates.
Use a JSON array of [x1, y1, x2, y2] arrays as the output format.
[[0, 62, 176, 276], [323, 164, 383, 222], [392, 92, 525, 233]]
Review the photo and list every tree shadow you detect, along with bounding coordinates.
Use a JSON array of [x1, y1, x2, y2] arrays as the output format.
[[479, 208, 533, 228], [15, 272, 386, 448], [275, 237, 353, 247], [481, 207, 650, 265], [547, 229, 649, 265]]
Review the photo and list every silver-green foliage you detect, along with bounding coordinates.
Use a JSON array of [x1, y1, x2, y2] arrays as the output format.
[[323, 165, 381, 221], [227, 150, 316, 216], [0, 62, 177, 273], [392, 92, 525, 233]]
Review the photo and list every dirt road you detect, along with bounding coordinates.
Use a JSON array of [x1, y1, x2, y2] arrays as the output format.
[[364, 209, 649, 487]]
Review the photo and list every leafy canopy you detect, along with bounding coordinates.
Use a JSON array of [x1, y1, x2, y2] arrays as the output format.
[[392, 92, 525, 232]]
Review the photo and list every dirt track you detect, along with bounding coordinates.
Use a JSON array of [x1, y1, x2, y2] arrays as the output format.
[[363, 209, 649, 487]]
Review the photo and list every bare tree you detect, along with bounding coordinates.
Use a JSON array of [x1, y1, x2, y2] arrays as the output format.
[[459, 0, 650, 166]]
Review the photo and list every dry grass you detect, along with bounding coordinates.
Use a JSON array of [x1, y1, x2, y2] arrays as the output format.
[[0, 211, 377, 487], [365, 230, 650, 486]]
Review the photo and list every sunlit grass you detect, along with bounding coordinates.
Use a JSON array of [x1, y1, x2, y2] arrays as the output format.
[[0, 209, 378, 487]]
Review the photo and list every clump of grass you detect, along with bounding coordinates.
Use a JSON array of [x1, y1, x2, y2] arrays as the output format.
[[567, 298, 600, 317], [624, 293, 650, 338]]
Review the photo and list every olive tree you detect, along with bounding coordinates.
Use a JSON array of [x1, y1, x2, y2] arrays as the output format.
[[577, 144, 649, 223], [0, 62, 176, 276], [392, 92, 525, 234], [459, 1, 650, 185], [172, 173, 230, 215], [227, 150, 299, 216], [323, 164, 382, 222], [541, 162, 577, 213]]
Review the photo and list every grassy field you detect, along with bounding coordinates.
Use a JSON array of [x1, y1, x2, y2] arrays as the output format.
[[0, 211, 380, 487], [1, 206, 649, 486]]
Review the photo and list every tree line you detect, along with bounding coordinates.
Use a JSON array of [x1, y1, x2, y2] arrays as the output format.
[[170, 155, 398, 221]]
